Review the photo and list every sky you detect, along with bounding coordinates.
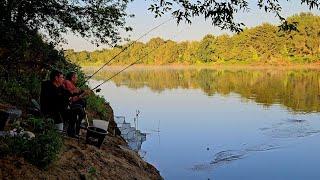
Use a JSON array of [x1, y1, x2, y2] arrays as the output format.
[[61, 1, 320, 52]]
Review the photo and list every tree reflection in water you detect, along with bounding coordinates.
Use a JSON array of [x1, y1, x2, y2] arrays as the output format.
[[90, 67, 320, 113]]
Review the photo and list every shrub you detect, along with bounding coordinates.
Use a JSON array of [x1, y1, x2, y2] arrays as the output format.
[[0, 74, 41, 107], [26, 117, 46, 133], [25, 127, 62, 168], [0, 117, 63, 169], [86, 166, 99, 179], [86, 94, 108, 120]]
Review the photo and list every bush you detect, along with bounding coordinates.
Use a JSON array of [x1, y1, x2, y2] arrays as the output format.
[[0, 74, 41, 107], [0, 117, 63, 169], [0, 80, 28, 105], [86, 94, 108, 120], [25, 127, 62, 168], [26, 117, 47, 133]]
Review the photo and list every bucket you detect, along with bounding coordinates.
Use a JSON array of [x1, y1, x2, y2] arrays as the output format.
[[86, 126, 107, 148]]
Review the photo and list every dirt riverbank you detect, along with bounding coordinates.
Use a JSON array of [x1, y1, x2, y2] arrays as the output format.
[[0, 104, 162, 180]]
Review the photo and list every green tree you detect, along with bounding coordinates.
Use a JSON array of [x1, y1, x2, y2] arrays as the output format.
[[212, 34, 233, 61], [0, 0, 133, 75], [197, 35, 215, 63], [0, 0, 132, 45], [148, 0, 320, 33], [66, 14, 320, 65], [285, 13, 320, 62], [145, 37, 166, 64]]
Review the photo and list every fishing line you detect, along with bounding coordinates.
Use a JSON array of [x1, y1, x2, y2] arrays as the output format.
[[91, 25, 189, 91], [84, 17, 174, 84]]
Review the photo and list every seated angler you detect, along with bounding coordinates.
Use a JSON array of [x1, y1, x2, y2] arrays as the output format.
[[64, 71, 89, 108], [64, 71, 91, 137], [40, 70, 71, 131]]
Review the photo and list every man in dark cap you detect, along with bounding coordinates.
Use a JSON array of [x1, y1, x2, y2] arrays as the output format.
[[40, 70, 71, 131]]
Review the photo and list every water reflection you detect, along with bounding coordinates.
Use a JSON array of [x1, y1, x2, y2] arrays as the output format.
[[87, 68, 320, 179], [89, 67, 320, 113]]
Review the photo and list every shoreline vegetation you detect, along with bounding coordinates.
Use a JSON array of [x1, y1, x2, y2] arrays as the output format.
[[66, 13, 320, 67], [82, 63, 320, 71]]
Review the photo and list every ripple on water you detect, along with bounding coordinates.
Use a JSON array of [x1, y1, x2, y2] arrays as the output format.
[[191, 143, 282, 172], [260, 119, 320, 138], [191, 118, 320, 172], [190, 150, 247, 172], [210, 150, 247, 165]]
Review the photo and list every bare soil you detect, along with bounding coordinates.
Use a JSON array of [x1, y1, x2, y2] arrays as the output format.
[[0, 104, 162, 180]]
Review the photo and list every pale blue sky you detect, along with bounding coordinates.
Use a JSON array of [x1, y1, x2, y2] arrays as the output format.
[[62, 1, 320, 51]]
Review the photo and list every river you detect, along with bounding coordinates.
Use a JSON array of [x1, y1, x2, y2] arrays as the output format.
[[88, 67, 320, 180]]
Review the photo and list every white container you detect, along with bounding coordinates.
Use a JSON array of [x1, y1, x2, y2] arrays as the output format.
[[92, 119, 109, 132]]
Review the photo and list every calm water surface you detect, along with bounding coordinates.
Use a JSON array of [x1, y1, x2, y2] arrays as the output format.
[[88, 68, 320, 180]]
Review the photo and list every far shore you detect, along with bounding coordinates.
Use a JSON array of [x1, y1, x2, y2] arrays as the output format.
[[81, 63, 320, 71]]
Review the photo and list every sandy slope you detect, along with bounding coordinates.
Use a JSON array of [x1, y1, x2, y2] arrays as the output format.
[[0, 104, 162, 180]]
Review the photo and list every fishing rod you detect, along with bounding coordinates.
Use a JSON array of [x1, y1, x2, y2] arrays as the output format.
[[91, 27, 187, 91], [83, 17, 173, 85], [91, 39, 171, 91], [90, 53, 146, 91]]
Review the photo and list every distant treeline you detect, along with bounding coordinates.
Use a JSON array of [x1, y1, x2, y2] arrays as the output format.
[[66, 13, 320, 66]]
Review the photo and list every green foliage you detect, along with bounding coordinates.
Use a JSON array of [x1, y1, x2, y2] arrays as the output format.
[[0, 80, 29, 105], [148, 0, 319, 33], [25, 127, 62, 168], [0, 75, 41, 107], [0, 0, 133, 87], [285, 13, 320, 59], [88, 166, 98, 176], [27, 117, 46, 133], [85, 166, 99, 180], [0, 0, 115, 170], [0, 117, 63, 169], [0, 0, 132, 45], [67, 13, 320, 66], [0, 28, 72, 79], [197, 35, 216, 63], [86, 94, 108, 120]]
